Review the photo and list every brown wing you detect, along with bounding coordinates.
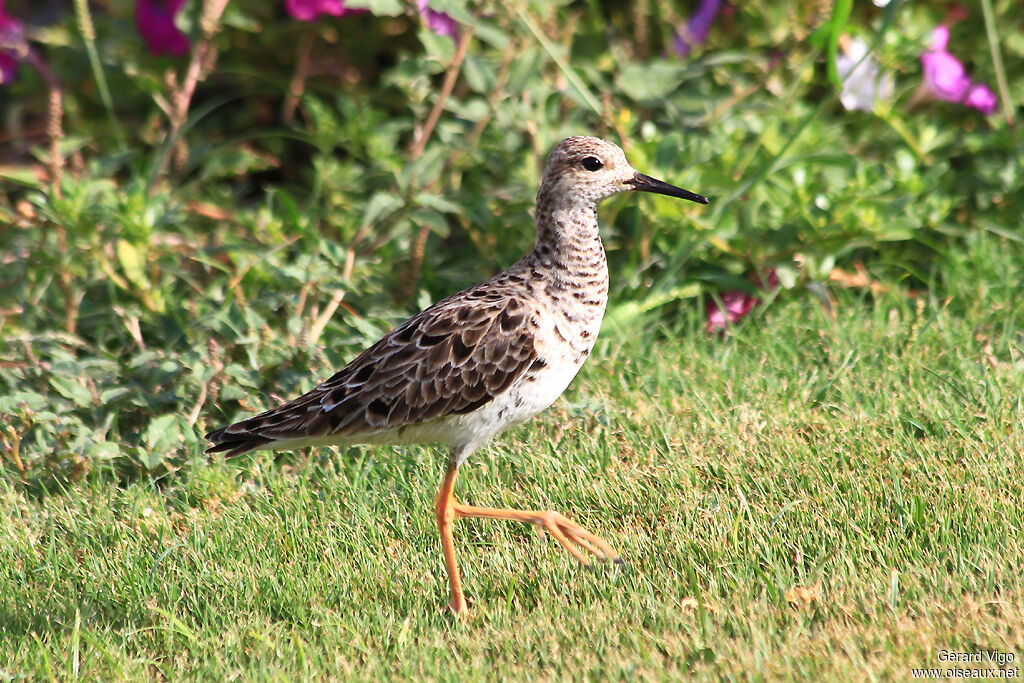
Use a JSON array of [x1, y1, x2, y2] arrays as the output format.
[[206, 292, 539, 456]]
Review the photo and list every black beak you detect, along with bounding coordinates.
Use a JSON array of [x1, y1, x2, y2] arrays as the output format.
[[627, 172, 709, 204]]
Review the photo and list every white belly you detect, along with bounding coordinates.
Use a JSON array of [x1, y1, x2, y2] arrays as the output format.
[[394, 352, 587, 460]]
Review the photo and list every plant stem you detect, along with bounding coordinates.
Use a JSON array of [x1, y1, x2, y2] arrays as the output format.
[[409, 26, 475, 161], [24, 49, 64, 196], [283, 28, 315, 126], [72, 0, 126, 151], [979, 0, 1015, 127], [160, 0, 231, 178], [515, 5, 603, 118], [400, 25, 477, 302]]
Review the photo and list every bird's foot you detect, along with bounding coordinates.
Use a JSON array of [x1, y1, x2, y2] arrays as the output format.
[[531, 510, 621, 567], [446, 594, 470, 618]]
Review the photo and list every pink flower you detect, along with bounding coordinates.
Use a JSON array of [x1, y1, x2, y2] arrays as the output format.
[[0, 52, 16, 83], [964, 83, 998, 115], [285, 0, 365, 22], [673, 0, 721, 58], [920, 24, 997, 115], [0, 0, 24, 84], [417, 0, 458, 40], [706, 269, 777, 333], [136, 0, 190, 57], [921, 26, 971, 103], [706, 290, 757, 332]]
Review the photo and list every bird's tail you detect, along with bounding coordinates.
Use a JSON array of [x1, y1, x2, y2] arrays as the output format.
[[205, 425, 274, 459], [205, 388, 331, 458]]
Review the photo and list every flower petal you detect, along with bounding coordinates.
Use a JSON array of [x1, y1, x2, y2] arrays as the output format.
[[836, 37, 892, 112], [964, 83, 998, 115], [416, 0, 458, 40], [0, 1, 25, 84], [0, 51, 18, 84], [921, 50, 971, 103], [136, 0, 190, 57], [673, 0, 721, 57], [919, 23, 999, 115], [285, 0, 364, 22], [706, 269, 778, 333]]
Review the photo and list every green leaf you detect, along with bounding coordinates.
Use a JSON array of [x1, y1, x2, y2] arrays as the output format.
[[116, 239, 149, 289], [616, 62, 688, 102], [419, 28, 455, 64], [49, 376, 94, 408], [462, 56, 495, 94], [473, 21, 510, 50], [99, 387, 131, 404], [269, 189, 303, 231], [88, 442, 122, 460], [141, 415, 184, 468], [361, 192, 405, 228], [0, 392, 49, 412], [411, 208, 450, 238], [603, 284, 702, 331], [345, 0, 403, 16], [414, 192, 462, 215], [199, 147, 277, 180], [427, 0, 470, 22], [0, 167, 44, 188], [775, 265, 798, 289]]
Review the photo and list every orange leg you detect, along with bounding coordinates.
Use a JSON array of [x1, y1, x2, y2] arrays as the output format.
[[434, 461, 621, 615], [435, 461, 468, 615], [453, 503, 621, 567]]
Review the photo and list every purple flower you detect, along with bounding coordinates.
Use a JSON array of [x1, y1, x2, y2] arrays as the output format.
[[920, 24, 998, 115], [0, 0, 24, 84], [417, 0, 458, 40], [964, 83, 998, 115], [0, 52, 16, 83], [706, 269, 777, 333], [673, 0, 721, 58], [285, 0, 365, 22], [921, 26, 971, 103], [136, 0, 190, 57], [706, 290, 757, 333]]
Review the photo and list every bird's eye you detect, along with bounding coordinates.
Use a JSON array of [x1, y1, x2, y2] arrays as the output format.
[[580, 156, 603, 172]]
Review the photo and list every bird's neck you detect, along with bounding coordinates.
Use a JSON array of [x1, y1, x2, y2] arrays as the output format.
[[526, 194, 609, 303]]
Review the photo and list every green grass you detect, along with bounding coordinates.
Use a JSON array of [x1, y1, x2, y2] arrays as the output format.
[[2, 235, 1021, 680]]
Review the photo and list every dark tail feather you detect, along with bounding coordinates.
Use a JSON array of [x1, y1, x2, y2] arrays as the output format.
[[205, 426, 273, 459]]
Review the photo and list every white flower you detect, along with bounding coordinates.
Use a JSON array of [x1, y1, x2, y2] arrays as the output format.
[[836, 37, 893, 112]]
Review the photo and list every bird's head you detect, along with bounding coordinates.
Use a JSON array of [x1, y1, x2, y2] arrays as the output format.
[[541, 136, 709, 206]]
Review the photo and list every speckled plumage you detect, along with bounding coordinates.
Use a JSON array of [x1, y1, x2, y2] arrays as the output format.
[[206, 136, 707, 615]]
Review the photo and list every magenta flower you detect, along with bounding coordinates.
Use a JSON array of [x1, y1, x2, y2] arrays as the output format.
[[0, 0, 24, 84], [706, 290, 757, 332], [0, 52, 16, 83], [136, 0, 190, 57], [706, 269, 777, 333], [921, 26, 971, 103], [964, 83, 998, 115], [417, 0, 458, 40], [285, 0, 366, 22], [673, 0, 721, 58], [920, 25, 997, 115]]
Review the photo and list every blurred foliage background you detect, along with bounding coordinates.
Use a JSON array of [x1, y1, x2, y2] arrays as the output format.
[[0, 0, 1021, 478]]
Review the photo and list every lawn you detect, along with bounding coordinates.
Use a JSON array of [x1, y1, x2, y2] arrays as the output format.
[[2, 235, 1021, 680]]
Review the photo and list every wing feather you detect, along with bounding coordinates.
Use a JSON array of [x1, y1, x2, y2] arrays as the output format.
[[206, 292, 540, 455]]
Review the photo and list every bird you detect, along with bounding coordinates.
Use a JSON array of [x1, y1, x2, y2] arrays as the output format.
[[206, 136, 708, 615]]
